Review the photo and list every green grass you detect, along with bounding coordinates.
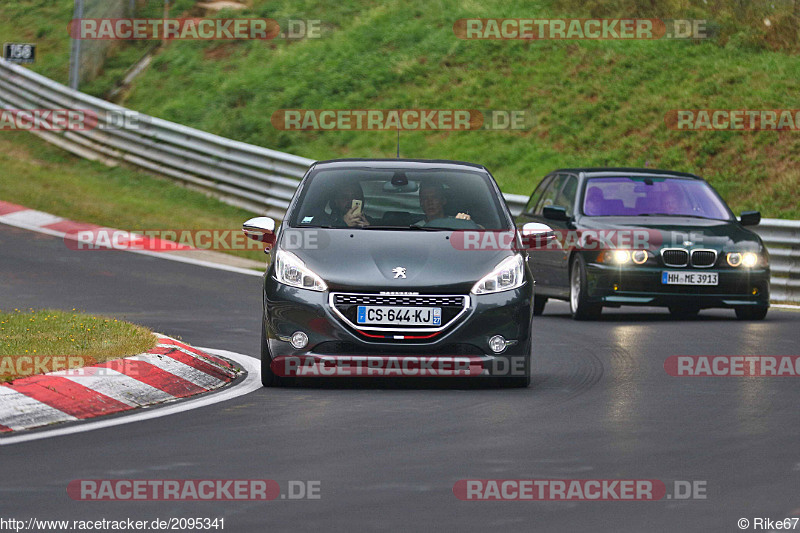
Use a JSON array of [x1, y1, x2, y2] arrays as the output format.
[[0, 0, 798, 220], [0, 134, 268, 262], [0, 309, 156, 383], [116, 0, 800, 218]]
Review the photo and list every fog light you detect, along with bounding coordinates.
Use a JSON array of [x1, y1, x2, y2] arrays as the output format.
[[489, 335, 507, 354], [613, 283, 619, 291], [290, 331, 309, 349], [752, 287, 759, 296]]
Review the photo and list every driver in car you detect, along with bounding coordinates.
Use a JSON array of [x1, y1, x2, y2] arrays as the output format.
[[415, 182, 472, 226]]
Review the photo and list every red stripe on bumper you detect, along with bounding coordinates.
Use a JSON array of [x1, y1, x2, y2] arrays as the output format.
[[357, 330, 441, 339]]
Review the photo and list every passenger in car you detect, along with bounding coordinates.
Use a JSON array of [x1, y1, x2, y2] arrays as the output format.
[[325, 181, 371, 227], [661, 190, 687, 214]]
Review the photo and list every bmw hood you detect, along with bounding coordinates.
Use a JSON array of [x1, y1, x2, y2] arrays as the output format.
[[578, 216, 765, 251], [276, 228, 517, 293]]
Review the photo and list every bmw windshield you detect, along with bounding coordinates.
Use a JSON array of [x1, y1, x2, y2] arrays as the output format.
[[289, 167, 511, 231], [582, 177, 734, 220]]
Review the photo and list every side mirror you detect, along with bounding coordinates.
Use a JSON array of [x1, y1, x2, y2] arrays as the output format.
[[542, 205, 569, 222], [243, 217, 276, 246], [740, 211, 761, 226], [521, 222, 557, 249]]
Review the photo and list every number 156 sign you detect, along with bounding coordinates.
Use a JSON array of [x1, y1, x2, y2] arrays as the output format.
[[4, 43, 36, 64]]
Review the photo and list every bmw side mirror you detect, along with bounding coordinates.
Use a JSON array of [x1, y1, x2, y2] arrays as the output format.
[[542, 205, 569, 222], [740, 211, 761, 226], [243, 217, 276, 247]]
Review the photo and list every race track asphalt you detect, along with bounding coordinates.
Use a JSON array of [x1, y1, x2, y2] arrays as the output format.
[[1, 224, 798, 532]]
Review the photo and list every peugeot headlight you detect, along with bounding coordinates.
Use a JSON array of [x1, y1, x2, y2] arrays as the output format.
[[471, 255, 525, 295], [274, 250, 327, 291]]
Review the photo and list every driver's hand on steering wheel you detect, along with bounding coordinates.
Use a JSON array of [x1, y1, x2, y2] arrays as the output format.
[[455, 212, 471, 220]]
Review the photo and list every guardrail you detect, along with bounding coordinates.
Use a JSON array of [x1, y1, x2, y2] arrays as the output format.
[[753, 219, 800, 303], [0, 59, 312, 219], [0, 59, 529, 220], [0, 59, 797, 304]]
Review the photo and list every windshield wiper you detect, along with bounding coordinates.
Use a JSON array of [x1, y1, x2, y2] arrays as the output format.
[[408, 224, 447, 231], [359, 225, 443, 231]]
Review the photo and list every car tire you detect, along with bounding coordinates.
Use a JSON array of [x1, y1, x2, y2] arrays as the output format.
[[532, 294, 547, 316], [735, 305, 768, 320], [569, 255, 602, 321], [668, 304, 700, 318], [260, 320, 284, 387]]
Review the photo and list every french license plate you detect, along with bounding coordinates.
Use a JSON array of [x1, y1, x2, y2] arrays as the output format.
[[661, 271, 718, 286], [356, 306, 442, 326]]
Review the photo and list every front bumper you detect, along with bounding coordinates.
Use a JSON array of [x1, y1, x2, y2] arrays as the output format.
[[584, 262, 770, 308], [262, 277, 532, 375]]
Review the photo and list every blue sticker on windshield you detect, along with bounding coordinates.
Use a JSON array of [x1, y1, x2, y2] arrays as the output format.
[[302, 216, 313, 223]]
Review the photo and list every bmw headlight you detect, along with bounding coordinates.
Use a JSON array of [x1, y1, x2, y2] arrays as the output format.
[[598, 250, 651, 265], [742, 252, 758, 268], [471, 255, 525, 295], [274, 250, 328, 291], [726, 252, 760, 268]]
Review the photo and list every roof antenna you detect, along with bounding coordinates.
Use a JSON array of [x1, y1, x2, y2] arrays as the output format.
[[396, 129, 400, 158]]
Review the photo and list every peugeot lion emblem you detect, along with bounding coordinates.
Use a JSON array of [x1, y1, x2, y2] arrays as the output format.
[[392, 267, 407, 279]]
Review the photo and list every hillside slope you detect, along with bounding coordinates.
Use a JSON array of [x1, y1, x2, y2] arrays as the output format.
[[122, 0, 800, 217], [1, 0, 798, 218]]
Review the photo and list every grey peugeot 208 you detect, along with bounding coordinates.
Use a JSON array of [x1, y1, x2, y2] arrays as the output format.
[[242, 159, 553, 387]]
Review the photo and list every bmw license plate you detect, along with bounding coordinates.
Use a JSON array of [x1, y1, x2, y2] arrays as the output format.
[[356, 306, 442, 326], [661, 271, 718, 286]]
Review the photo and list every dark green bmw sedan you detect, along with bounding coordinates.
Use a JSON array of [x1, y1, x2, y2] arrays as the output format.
[[516, 168, 770, 320]]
